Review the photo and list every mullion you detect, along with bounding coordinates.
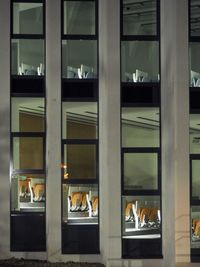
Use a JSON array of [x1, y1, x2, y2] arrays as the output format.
[[62, 179, 98, 184], [62, 35, 97, 40], [122, 190, 160, 196], [11, 34, 44, 39], [11, 132, 45, 137]]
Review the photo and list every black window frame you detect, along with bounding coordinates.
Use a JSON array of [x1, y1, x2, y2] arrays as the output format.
[[10, 0, 46, 252], [61, 0, 100, 254], [120, 0, 162, 259], [10, 0, 46, 92]]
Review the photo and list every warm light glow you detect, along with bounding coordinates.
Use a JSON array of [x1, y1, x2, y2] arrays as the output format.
[[61, 163, 69, 179]]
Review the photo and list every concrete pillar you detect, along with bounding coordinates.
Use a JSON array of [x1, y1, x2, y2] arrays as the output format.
[[161, 0, 189, 266], [99, 0, 121, 266], [0, 0, 10, 258], [46, 0, 62, 261]]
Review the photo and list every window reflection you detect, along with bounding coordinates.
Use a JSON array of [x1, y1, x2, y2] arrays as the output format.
[[191, 206, 200, 248], [191, 160, 200, 201], [11, 173, 45, 212], [190, 0, 200, 37], [64, 144, 96, 179], [190, 43, 200, 87], [13, 137, 44, 170], [123, 0, 157, 36], [11, 39, 44, 76], [122, 107, 160, 147], [62, 102, 97, 139], [121, 41, 159, 82], [122, 195, 161, 238], [13, 2, 43, 35], [123, 152, 158, 190], [63, 184, 98, 224], [62, 40, 97, 78], [64, 1, 95, 35], [190, 114, 200, 153], [12, 98, 45, 132]]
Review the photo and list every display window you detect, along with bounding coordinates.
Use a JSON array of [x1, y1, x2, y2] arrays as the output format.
[[191, 206, 200, 249], [122, 195, 161, 239], [11, 173, 45, 212], [62, 184, 98, 225]]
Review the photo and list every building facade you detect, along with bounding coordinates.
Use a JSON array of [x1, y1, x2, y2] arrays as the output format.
[[0, 0, 198, 266]]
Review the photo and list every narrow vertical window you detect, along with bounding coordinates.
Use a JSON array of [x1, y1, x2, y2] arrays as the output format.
[[121, 0, 162, 258], [61, 0, 99, 254], [189, 0, 200, 261], [10, 1, 46, 251]]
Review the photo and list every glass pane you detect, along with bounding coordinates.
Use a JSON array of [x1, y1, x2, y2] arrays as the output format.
[[62, 40, 97, 78], [192, 160, 200, 200], [11, 173, 45, 212], [12, 98, 45, 132], [191, 206, 200, 248], [123, 152, 158, 190], [122, 195, 161, 238], [13, 137, 44, 170], [64, 1, 95, 35], [190, 43, 200, 87], [62, 102, 98, 139], [63, 184, 98, 224], [13, 3, 43, 35], [190, 0, 200, 37], [63, 144, 96, 179], [121, 41, 159, 82], [190, 114, 200, 153], [11, 39, 44, 75], [123, 0, 157, 36], [122, 107, 160, 147]]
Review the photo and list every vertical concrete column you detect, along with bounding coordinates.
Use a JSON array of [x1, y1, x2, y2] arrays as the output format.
[[46, 0, 62, 261], [161, 0, 189, 266], [0, 0, 10, 259], [99, 0, 121, 266]]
